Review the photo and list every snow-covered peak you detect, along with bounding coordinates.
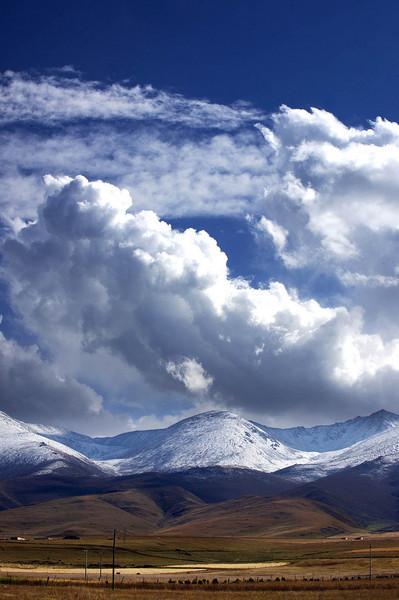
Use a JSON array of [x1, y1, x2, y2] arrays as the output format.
[[110, 409, 315, 475], [0, 410, 34, 434], [362, 409, 399, 426], [327, 426, 399, 469], [275, 422, 399, 483], [0, 411, 108, 478], [261, 409, 399, 452]]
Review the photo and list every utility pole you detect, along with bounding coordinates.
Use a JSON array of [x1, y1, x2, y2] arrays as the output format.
[[84, 549, 88, 582], [369, 544, 372, 580], [112, 529, 116, 591], [99, 552, 102, 581]]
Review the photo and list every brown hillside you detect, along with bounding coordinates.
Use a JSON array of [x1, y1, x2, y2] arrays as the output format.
[[161, 496, 357, 538], [0, 488, 357, 538]]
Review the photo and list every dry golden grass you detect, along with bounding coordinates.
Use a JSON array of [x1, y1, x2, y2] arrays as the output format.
[[2, 582, 399, 599]]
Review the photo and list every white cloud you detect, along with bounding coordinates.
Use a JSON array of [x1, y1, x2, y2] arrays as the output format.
[[0, 71, 263, 129], [1, 73, 399, 425], [166, 358, 213, 394], [339, 271, 399, 288], [255, 216, 288, 253], [2, 175, 399, 425], [249, 214, 297, 265], [257, 106, 399, 278], [0, 124, 269, 231]]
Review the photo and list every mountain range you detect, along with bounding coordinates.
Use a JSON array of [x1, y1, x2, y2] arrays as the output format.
[[1, 408, 399, 537]]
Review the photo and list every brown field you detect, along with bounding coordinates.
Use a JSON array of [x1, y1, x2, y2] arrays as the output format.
[[0, 534, 383, 570]]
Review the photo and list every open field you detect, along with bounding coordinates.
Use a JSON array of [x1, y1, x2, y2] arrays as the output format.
[[3, 533, 399, 600], [0, 534, 382, 570], [1, 534, 399, 586]]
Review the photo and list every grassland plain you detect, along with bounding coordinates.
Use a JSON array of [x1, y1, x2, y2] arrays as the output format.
[[2, 534, 399, 568], [2, 580, 399, 599]]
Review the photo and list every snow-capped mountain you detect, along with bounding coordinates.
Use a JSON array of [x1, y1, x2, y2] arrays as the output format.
[[32, 411, 316, 472], [32, 408, 399, 462], [261, 409, 399, 452], [0, 411, 107, 478], [281, 423, 399, 483], [3, 408, 399, 481], [107, 411, 315, 474]]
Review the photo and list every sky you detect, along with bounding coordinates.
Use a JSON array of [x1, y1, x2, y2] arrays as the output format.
[[1, 0, 399, 434]]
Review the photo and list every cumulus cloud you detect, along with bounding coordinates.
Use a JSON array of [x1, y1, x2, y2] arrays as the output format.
[[257, 107, 399, 278], [1, 72, 399, 426], [2, 175, 399, 425], [253, 106, 399, 340]]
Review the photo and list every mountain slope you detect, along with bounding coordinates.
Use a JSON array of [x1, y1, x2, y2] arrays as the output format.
[[0, 484, 207, 537], [277, 425, 399, 483], [0, 490, 165, 537], [106, 467, 296, 502], [161, 496, 357, 538], [262, 410, 399, 452], [27, 424, 126, 460], [287, 456, 399, 530], [0, 411, 107, 479], [0, 489, 357, 538]]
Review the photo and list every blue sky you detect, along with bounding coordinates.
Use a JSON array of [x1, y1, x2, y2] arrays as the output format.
[[0, 1, 399, 433], [2, 0, 399, 122]]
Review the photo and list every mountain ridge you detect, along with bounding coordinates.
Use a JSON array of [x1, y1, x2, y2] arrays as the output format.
[[3, 407, 399, 480], [262, 409, 399, 452]]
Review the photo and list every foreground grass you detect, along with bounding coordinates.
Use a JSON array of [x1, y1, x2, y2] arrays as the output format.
[[2, 583, 399, 599]]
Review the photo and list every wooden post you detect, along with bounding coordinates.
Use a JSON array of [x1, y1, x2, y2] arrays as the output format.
[[84, 549, 88, 582], [369, 544, 372, 580], [112, 529, 116, 590]]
